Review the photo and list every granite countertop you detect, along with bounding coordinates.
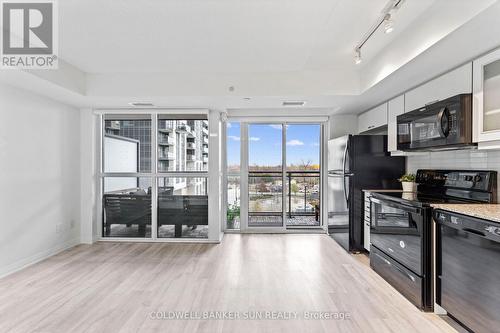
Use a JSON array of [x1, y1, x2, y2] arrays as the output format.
[[431, 204, 500, 223]]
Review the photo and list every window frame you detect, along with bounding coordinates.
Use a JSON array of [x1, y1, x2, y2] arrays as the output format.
[[96, 109, 211, 242], [222, 117, 328, 233]]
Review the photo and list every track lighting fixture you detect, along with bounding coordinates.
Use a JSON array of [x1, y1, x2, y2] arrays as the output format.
[[384, 14, 394, 34], [353, 0, 405, 64]]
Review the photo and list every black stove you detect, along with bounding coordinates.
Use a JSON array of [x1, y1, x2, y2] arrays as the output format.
[[371, 170, 497, 206], [368, 169, 497, 312]]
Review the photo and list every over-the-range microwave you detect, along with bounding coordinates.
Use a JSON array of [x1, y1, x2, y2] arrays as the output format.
[[397, 94, 475, 151]]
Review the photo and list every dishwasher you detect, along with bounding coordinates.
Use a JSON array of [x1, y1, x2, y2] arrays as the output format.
[[435, 209, 500, 333]]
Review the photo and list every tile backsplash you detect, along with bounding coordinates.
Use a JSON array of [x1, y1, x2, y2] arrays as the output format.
[[406, 149, 500, 189]]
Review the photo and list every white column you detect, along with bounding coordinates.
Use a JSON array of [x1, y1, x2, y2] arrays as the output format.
[[79, 108, 98, 244], [208, 110, 223, 241]]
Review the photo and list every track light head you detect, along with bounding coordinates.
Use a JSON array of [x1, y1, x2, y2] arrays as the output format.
[[384, 14, 394, 34], [354, 48, 362, 65]]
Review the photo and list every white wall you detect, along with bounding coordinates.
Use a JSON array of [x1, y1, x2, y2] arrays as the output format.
[[0, 83, 81, 277], [329, 114, 358, 139], [407, 150, 500, 191]]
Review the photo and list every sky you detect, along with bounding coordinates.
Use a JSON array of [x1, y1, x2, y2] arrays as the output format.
[[227, 123, 320, 167]]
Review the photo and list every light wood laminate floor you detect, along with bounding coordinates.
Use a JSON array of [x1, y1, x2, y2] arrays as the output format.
[[0, 234, 457, 333]]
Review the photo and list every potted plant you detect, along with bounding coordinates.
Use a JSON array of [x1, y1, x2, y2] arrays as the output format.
[[399, 174, 417, 192]]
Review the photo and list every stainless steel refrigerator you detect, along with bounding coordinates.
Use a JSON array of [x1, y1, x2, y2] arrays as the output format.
[[327, 135, 405, 252]]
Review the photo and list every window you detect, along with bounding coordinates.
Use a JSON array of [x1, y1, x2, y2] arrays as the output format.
[[103, 177, 151, 238], [158, 117, 208, 172], [157, 177, 208, 238], [101, 113, 209, 239], [104, 118, 151, 173], [157, 114, 209, 238]]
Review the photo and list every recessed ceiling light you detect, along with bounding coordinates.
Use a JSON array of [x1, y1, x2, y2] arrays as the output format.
[[282, 101, 306, 107], [128, 102, 154, 107], [384, 14, 394, 34]]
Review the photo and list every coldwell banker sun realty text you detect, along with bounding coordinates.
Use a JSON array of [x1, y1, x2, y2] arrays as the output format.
[[1, 0, 58, 69]]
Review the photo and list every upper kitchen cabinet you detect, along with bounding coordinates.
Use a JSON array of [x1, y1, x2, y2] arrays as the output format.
[[358, 102, 388, 133], [473, 48, 500, 146], [404, 63, 472, 113], [387, 95, 405, 152]]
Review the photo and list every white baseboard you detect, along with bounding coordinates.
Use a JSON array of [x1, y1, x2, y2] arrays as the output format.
[[0, 237, 80, 279]]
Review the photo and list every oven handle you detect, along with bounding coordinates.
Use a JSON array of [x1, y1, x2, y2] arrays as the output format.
[[373, 252, 416, 282], [370, 197, 421, 214], [436, 214, 500, 242]]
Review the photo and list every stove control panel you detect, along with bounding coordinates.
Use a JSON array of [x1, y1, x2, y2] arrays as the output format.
[[416, 170, 496, 192]]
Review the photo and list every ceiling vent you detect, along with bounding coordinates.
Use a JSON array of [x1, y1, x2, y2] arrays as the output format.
[[128, 102, 154, 107], [282, 101, 306, 107]]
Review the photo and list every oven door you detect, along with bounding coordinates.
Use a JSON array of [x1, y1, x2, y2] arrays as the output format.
[[370, 197, 424, 275], [397, 105, 452, 150]]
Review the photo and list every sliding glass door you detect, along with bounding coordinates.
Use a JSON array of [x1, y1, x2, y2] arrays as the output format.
[[248, 123, 284, 228], [285, 124, 321, 227], [225, 121, 323, 232]]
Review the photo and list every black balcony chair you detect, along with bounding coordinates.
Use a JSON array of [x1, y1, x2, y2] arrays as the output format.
[[158, 194, 208, 237], [103, 189, 151, 237]]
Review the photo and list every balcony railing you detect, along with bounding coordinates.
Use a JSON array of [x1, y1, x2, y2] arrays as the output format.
[[158, 151, 175, 160], [177, 123, 192, 133], [158, 164, 175, 172], [247, 170, 320, 226], [158, 136, 174, 145], [286, 171, 320, 222]]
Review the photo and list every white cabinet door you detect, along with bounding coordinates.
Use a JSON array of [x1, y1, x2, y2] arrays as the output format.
[[473, 48, 500, 144], [358, 103, 388, 133], [387, 95, 405, 152], [404, 63, 472, 113]]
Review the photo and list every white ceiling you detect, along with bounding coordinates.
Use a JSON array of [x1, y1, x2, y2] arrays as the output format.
[[58, 0, 445, 74], [2, 0, 499, 113], [59, 0, 384, 73]]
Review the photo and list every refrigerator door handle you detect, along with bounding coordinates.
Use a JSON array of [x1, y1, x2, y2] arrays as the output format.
[[342, 143, 351, 205], [342, 143, 348, 174], [343, 175, 349, 206]]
